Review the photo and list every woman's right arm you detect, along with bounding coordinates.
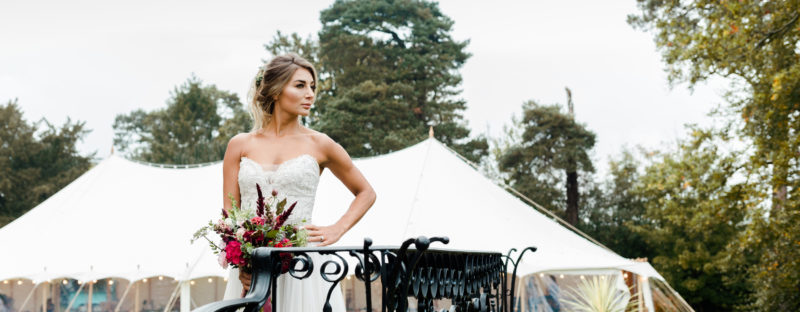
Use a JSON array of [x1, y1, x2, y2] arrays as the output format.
[[224, 134, 255, 293], [223, 133, 246, 212]]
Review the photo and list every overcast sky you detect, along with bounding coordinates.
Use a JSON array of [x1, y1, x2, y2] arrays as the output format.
[[1, 0, 725, 174]]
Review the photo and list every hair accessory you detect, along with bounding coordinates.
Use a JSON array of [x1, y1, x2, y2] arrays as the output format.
[[254, 66, 266, 88]]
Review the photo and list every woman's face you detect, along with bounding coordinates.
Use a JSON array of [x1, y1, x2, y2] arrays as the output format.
[[275, 68, 315, 117]]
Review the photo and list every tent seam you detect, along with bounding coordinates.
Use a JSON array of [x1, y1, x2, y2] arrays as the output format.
[[400, 138, 434, 240], [433, 139, 616, 253]]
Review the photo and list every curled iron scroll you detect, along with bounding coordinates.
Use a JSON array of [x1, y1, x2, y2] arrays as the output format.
[[287, 252, 313, 280]]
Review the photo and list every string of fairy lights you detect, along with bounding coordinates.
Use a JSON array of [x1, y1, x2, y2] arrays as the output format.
[[0, 276, 227, 285]]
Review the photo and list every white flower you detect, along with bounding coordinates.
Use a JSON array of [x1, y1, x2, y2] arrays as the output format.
[[225, 219, 234, 228], [236, 228, 246, 239], [218, 251, 228, 269]]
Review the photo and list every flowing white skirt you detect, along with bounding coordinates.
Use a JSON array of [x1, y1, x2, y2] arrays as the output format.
[[222, 251, 346, 312]]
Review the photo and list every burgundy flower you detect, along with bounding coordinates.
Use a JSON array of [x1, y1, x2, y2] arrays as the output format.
[[243, 230, 254, 242], [273, 202, 297, 230], [253, 231, 265, 244], [221, 208, 228, 218], [278, 252, 292, 273], [271, 189, 278, 197], [255, 184, 265, 217]]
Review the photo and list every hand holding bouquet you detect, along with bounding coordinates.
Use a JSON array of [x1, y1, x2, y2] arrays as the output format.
[[192, 184, 308, 273]]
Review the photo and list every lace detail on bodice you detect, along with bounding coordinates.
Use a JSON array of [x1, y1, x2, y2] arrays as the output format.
[[238, 154, 320, 225]]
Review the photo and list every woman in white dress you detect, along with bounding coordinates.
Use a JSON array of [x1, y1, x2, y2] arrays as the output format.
[[221, 53, 377, 311]]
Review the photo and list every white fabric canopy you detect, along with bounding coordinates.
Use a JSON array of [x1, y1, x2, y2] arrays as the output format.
[[0, 138, 663, 283]]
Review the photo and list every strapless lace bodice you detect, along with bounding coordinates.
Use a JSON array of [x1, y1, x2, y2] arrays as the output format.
[[238, 154, 320, 225], [226, 153, 345, 311]]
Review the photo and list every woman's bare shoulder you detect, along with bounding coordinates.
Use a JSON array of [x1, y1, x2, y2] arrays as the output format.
[[226, 132, 253, 154], [304, 129, 337, 149], [229, 132, 253, 143]]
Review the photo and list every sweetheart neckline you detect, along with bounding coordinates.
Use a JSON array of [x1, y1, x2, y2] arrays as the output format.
[[240, 154, 320, 174]]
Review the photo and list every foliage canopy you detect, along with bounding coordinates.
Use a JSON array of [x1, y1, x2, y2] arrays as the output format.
[[113, 76, 250, 164], [266, 0, 488, 162], [0, 100, 93, 227]]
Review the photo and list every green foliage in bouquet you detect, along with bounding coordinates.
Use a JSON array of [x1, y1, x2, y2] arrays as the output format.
[[192, 184, 307, 271]]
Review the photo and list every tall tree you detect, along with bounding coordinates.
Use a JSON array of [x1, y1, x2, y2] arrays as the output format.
[[630, 128, 752, 311], [563, 88, 582, 227], [265, 0, 487, 162], [579, 149, 650, 259], [113, 76, 250, 164], [0, 100, 93, 227], [630, 1, 800, 308], [497, 100, 595, 224], [628, 0, 800, 214]]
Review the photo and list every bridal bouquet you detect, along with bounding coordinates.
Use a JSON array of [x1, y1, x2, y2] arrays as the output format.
[[192, 184, 308, 273]]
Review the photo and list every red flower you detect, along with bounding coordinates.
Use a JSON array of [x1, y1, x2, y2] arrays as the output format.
[[250, 216, 265, 226], [225, 241, 244, 266]]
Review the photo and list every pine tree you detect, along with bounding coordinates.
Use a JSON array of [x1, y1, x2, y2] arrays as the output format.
[[265, 0, 488, 162]]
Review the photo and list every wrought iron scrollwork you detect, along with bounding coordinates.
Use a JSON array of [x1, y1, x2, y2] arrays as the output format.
[[192, 237, 535, 312]]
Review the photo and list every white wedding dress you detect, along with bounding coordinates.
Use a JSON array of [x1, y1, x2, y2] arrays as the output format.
[[223, 154, 346, 311]]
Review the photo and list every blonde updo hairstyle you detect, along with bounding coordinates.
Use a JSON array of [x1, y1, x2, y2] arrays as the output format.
[[248, 53, 317, 131]]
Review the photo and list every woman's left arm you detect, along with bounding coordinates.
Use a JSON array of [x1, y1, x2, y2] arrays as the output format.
[[305, 135, 376, 246]]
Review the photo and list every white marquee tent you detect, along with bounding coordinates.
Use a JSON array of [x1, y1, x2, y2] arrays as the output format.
[[0, 138, 688, 310]]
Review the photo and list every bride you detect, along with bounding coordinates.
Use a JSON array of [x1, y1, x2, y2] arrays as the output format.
[[221, 53, 377, 311]]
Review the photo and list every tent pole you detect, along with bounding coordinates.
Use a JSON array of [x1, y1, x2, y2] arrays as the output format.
[[87, 282, 93, 312], [55, 281, 61, 312], [65, 282, 85, 312], [41, 282, 47, 312], [179, 281, 190, 312], [113, 281, 135, 312], [19, 282, 40, 312], [341, 277, 347, 309], [134, 281, 140, 312]]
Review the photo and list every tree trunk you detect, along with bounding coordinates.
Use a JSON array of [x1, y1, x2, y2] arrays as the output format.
[[566, 170, 579, 226], [771, 164, 788, 216]]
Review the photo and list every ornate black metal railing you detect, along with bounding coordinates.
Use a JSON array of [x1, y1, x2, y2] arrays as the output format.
[[193, 236, 535, 312]]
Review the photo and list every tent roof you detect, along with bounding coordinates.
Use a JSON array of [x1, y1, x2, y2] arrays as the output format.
[[0, 138, 663, 282], [0, 154, 222, 282]]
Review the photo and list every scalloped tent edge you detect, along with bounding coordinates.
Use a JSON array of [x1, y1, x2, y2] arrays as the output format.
[[0, 137, 689, 310]]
